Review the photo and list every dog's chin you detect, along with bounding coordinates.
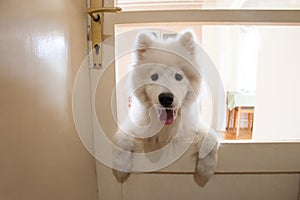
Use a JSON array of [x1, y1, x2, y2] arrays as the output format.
[[157, 107, 179, 126]]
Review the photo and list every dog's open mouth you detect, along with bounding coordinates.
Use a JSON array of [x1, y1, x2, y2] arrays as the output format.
[[159, 109, 176, 125]]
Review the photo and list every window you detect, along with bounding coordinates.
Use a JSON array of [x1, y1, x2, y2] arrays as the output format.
[[102, 1, 300, 142], [114, 23, 300, 141]]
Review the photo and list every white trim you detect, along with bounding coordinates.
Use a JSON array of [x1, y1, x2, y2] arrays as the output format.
[[104, 10, 300, 34]]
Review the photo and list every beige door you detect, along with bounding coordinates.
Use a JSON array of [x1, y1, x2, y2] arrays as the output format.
[[84, 1, 300, 199], [0, 1, 98, 200]]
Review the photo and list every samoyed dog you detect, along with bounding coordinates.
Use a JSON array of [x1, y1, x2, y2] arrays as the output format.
[[113, 31, 219, 187]]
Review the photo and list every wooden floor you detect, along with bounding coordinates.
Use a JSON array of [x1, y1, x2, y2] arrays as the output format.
[[221, 128, 253, 140]]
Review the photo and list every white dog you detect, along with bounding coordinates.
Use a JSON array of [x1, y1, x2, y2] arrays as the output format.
[[113, 31, 219, 187]]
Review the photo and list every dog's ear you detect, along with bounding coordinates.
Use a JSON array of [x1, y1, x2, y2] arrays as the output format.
[[179, 31, 196, 55], [136, 33, 153, 61]]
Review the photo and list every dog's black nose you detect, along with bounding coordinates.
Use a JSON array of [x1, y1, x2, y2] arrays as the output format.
[[159, 92, 174, 107]]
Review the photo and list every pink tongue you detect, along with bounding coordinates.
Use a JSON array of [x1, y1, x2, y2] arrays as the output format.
[[159, 109, 174, 125]]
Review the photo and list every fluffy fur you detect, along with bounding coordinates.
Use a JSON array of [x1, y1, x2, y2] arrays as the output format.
[[113, 31, 219, 187]]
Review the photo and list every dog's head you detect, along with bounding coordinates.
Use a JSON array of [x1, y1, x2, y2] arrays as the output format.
[[128, 31, 201, 126]]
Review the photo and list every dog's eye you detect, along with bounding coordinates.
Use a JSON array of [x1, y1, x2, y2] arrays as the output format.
[[175, 73, 183, 81], [151, 73, 159, 81]]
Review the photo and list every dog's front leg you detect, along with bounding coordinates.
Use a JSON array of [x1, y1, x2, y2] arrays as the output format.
[[193, 130, 219, 187], [113, 131, 134, 183], [194, 144, 218, 187]]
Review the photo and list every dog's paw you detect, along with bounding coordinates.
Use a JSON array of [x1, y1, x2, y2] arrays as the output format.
[[193, 152, 217, 187], [193, 171, 210, 187], [113, 169, 130, 183], [193, 160, 215, 187]]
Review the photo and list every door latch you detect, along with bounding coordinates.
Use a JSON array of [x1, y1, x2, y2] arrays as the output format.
[[87, 6, 121, 69]]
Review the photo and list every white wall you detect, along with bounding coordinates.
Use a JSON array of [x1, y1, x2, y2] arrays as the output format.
[[202, 25, 259, 93], [253, 26, 300, 141]]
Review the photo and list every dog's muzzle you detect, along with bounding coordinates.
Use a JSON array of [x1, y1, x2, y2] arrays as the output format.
[[158, 92, 176, 125]]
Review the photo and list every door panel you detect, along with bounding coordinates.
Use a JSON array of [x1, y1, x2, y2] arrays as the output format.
[[0, 1, 98, 199], [160, 142, 300, 173], [123, 174, 299, 200], [95, 161, 299, 200]]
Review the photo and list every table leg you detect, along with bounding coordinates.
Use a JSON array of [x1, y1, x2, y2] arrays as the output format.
[[236, 107, 241, 137], [233, 108, 237, 128], [248, 113, 251, 130], [251, 112, 254, 131], [226, 109, 232, 130]]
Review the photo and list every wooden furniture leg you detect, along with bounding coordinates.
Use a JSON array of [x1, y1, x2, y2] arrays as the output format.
[[226, 109, 232, 130], [248, 113, 251, 129], [251, 112, 254, 131], [233, 108, 237, 128], [236, 107, 241, 137]]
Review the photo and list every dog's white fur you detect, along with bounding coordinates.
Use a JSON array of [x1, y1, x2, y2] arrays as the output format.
[[113, 31, 219, 187]]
